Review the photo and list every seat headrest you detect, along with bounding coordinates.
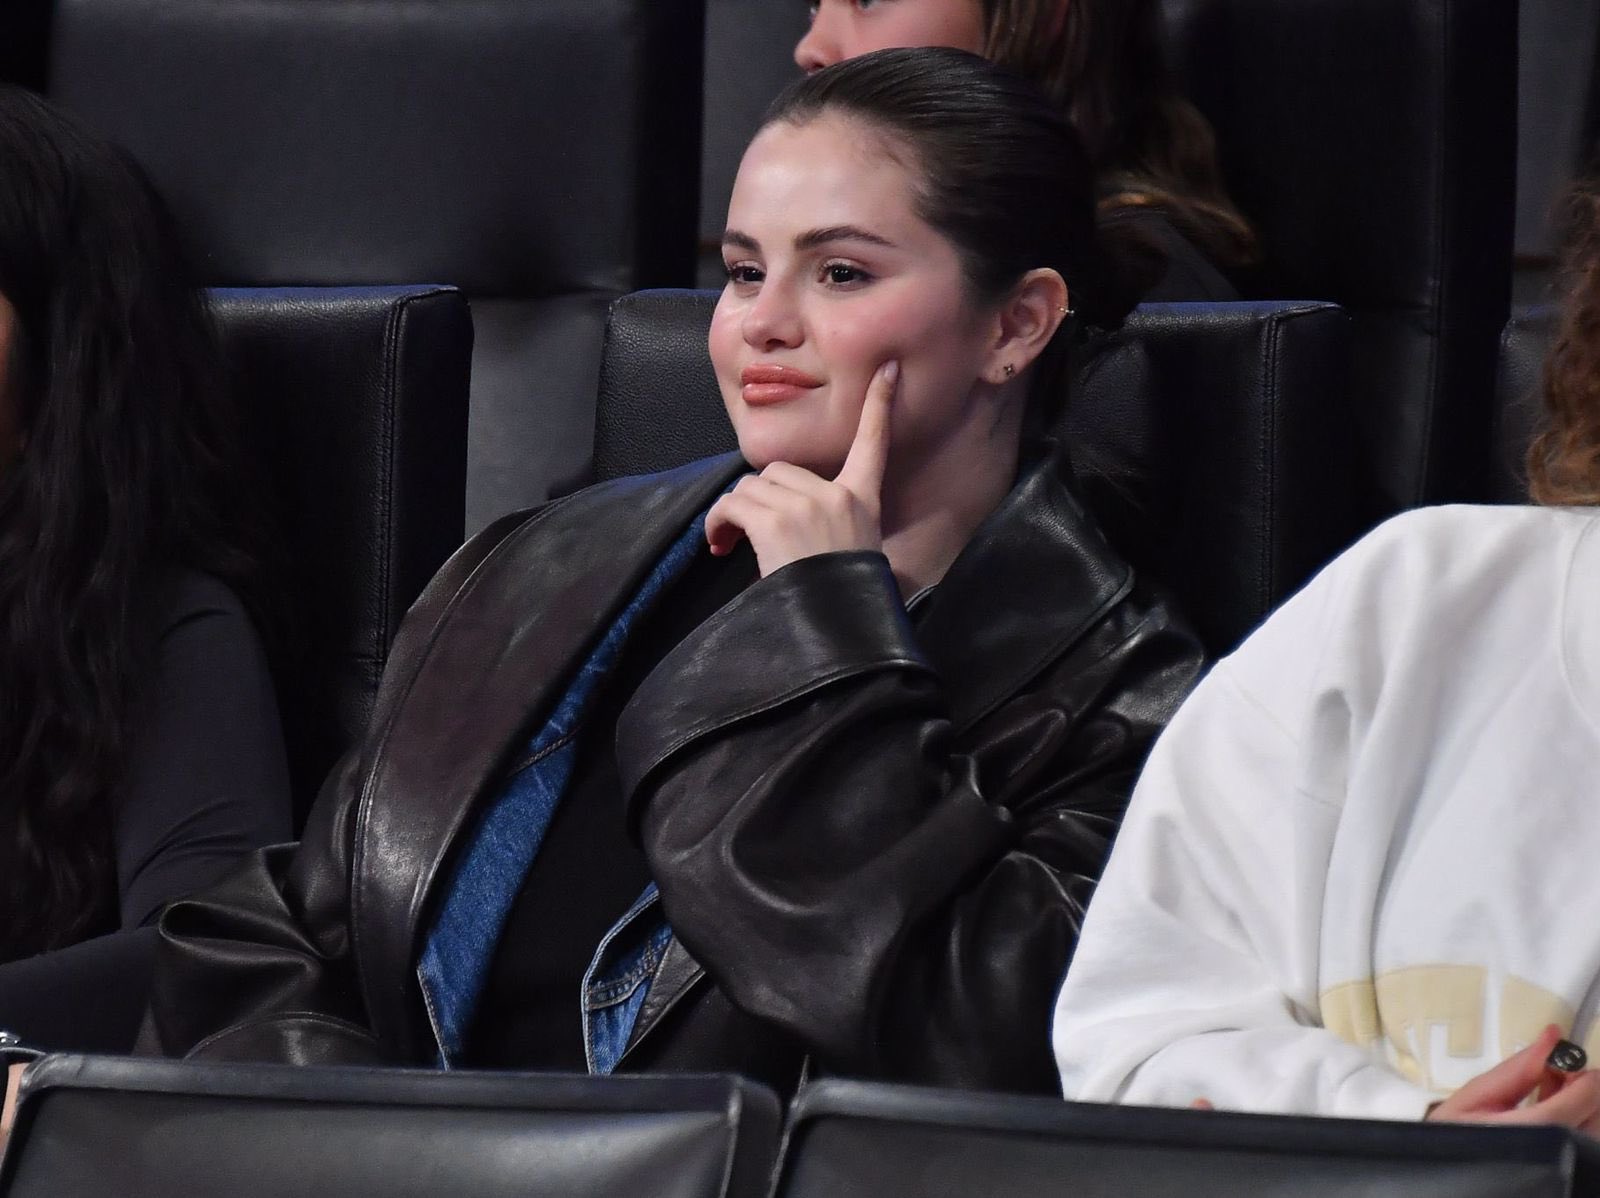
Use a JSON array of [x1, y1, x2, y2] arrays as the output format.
[[50, 0, 703, 292]]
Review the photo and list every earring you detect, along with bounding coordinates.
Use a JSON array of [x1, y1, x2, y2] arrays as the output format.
[[1002, 363, 1015, 378]]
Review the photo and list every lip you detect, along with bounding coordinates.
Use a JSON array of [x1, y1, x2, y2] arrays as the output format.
[[740, 363, 823, 407]]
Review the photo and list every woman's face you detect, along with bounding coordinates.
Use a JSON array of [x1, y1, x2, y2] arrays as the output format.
[[710, 114, 1002, 479], [795, 0, 986, 73], [0, 293, 20, 473]]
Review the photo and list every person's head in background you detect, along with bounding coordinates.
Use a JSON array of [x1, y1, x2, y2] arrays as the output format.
[[713, 47, 1146, 529], [795, 0, 1257, 273], [0, 85, 266, 958]]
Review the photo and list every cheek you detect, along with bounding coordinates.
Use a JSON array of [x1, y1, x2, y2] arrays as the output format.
[[873, 2, 986, 53], [707, 298, 743, 410]]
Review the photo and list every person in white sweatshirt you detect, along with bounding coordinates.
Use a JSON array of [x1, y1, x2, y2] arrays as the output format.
[[1052, 183, 1600, 1131]]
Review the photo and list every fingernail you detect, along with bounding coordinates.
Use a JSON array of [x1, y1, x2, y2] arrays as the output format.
[[1548, 1039, 1588, 1073], [883, 360, 900, 386]]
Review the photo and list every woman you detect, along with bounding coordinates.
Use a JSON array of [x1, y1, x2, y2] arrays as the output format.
[[130, 48, 1204, 1099], [0, 88, 290, 1054], [1054, 183, 1600, 1128], [796, 0, 1257, 301]]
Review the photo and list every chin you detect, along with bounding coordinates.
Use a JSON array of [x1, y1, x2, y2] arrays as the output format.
[[736, 436, 843, 476], [730, 412, 846, 475]]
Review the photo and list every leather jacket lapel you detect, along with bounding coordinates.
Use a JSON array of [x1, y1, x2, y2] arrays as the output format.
[[351, 453, 745, 1056], [915, 444, 1132, 735]]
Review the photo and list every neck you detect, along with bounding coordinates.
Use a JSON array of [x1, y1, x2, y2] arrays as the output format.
[[878, 417, 1025, 597]]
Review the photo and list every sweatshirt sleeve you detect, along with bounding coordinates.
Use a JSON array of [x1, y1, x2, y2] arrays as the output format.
[[1052, 567, 1437, 1121]]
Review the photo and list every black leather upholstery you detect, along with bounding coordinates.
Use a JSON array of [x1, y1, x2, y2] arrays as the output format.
[[0, 0, 50, 90], [1516, 0, 1600, 259], [209, 286, 471, 818], [594, 290, 1356, 655], [1162, 0, 1517, 517], [47, 0, 704, 530], [1490, 304, 1558, 504], [773, 1080, 1600, 1197], [0, 1056, 780, 1198], [697, 0, 811, 288]]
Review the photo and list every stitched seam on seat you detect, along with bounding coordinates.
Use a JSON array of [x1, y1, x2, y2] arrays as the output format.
[[1417, 4, 1453, 501], [1260, 311, 1283, 611], [377, 295, 405, 654]]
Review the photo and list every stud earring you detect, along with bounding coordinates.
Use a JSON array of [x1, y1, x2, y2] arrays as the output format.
[[1002, 363, 1015, 378]]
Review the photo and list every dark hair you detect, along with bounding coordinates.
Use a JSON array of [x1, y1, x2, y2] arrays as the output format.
[[1529, 180, 1600, 505], [0, 86, 270, 960], [980, 0, 1257, 270], [764, 46, 1156, 428]]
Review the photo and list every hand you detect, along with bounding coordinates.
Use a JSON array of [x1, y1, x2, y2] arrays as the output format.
[[706, 359, 897, 577], [1, 1062, 23, 1157], [1427, 1024, 1600, 1132]]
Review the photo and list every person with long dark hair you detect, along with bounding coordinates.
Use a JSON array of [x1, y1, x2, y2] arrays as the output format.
[[0, 87, 290, 1065], [796, 0, 1257, 300], [115, 49, 1202, 1105], [1053, 180, 1600, 1129]]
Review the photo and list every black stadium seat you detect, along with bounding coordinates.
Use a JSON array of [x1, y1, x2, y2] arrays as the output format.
[[47, 0, 704, 531], [209, 285, 471, 818], [1490, 304, 1559, 504], [594, 290, 1358, 655], [1165, 0, 1517, 518], [0, 0, 51, 90], [0, 1056, 780, 1198], [771, 1079, 1600, 1197]]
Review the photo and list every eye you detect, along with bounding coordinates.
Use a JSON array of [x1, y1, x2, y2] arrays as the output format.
[[820, 261, 873, 287], [724, 262, 764, 287]]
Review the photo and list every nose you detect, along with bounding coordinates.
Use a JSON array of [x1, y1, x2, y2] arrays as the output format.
[[794, 3, 843, 72], [742, 277, 804, 352]]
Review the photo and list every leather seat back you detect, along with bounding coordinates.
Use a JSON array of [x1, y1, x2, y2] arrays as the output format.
[[773, 1079, 1600, 1197], [48, 0, 703, 530], [594, 290, 1357, 655], [1, 1056, 780, 1198], [210, 286, 471, 818], [1490, 305, 1559, 504], [1163, 0, 1517, 516]]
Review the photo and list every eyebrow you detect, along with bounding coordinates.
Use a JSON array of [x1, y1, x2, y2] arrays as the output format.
[[721, 225, 898, 253]]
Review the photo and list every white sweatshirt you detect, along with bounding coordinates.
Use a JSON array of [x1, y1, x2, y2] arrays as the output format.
[[1053, 504, 1600, 1120]]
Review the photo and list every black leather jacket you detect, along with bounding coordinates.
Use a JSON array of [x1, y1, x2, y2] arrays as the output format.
[[140, 449, 1206, 1094]]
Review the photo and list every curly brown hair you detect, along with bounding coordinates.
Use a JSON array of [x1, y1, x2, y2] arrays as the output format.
[[1528, 183, 1600, 506]]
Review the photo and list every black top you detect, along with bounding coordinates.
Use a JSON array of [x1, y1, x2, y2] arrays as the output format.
[[464, 542, 757, 1069], [1107, 206, 1240, 303], [0, 570, 291, 1050]]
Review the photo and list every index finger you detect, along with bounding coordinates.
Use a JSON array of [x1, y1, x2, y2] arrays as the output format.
[[836, 359, 898, 500]]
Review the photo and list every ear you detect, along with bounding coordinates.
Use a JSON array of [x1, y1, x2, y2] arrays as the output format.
[[979, 268, 1070, 386]]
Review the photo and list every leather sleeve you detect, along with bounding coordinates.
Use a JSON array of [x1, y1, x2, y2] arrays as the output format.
[[136, 510, 536, 1064], [619, 550, 1205, 1093]]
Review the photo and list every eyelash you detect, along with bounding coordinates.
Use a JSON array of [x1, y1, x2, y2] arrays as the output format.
[[721, 261, 876, 289], [806, 0, 881, 17]]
